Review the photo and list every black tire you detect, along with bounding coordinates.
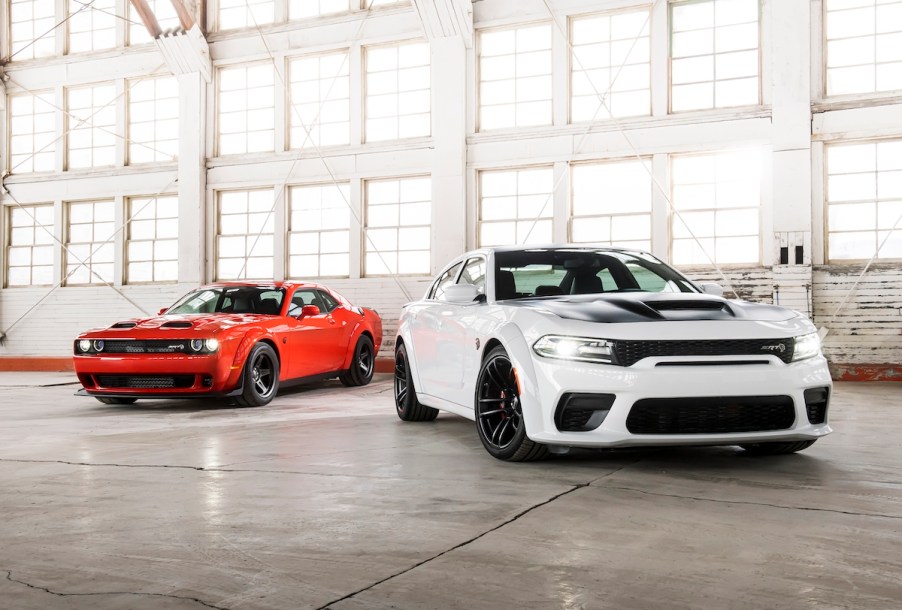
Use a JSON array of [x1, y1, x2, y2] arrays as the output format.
[[394, 343, 438, 422], [234, 342, 280, 407], [475, 346, 548, 462], [95, 397, 137, 405], [339, 335, 375, 387], [740, 440, 817, 455]]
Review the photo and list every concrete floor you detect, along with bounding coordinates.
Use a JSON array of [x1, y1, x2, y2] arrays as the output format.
[[0, 374, 899, 610]]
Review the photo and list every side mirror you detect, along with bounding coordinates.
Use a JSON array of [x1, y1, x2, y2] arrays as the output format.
[[699, 283, 724, 297], [444, 284, 480, 304], [298, 304, 320, 318], [158, 307, 169, 315]]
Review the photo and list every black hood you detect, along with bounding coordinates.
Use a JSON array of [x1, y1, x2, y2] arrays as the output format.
[[502, 293, 795, 323]]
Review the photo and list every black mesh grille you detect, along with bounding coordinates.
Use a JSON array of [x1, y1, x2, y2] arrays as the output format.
[[804, 387, 830, 424], [96, 375, 195, 389], [613, 338, 795, 366], [626, 396, 796, 434], [101, 340, 192, 354]]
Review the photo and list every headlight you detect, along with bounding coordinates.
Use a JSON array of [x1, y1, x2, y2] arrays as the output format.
[[189, 339, 204, 352], [205, 338, 219, 352], [92, 340, 105, 352], [533, 335, 615, 364], [792, 332, 821, 362], [188, 338, 219, 353], [76, 339, 92, 353]]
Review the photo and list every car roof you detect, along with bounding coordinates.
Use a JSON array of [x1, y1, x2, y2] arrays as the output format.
[[469, 244, 648, 255], [200, 281, 323, 290]]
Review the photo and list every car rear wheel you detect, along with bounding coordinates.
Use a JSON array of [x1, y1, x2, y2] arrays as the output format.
[[339, 335, 375, 387], [475, 346, 548, 462], [235, 343, 280, 407], [95, 397, 137, 405], [740, 440, 817, 455], [394, 343, 438, 421]]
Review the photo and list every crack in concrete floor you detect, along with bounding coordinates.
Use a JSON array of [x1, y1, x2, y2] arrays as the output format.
[[3, 569, 228, 609]]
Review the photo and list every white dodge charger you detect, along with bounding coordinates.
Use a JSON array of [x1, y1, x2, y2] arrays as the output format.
[[394, 246, 833, 461]]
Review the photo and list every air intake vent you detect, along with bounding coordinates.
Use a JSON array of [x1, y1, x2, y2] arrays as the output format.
[[110, 322, 137, 329], [647, 300, 724, 311], [161, 321, 193, 329]]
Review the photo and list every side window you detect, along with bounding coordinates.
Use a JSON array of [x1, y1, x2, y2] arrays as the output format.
[[429, 261, 464, 300], [289, 289, 322, 316], [316, 290, 339, 312], [458, 257, 486, 295]]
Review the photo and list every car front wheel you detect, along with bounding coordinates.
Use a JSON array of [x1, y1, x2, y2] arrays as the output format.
[[235, 342, 280, 407], [739, 440, 817, 455], [475, 346, 548, 462], [394, 343, 438, 421]]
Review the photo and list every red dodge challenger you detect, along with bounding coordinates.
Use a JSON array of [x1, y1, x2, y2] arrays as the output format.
[[73, 282, 382, 406]]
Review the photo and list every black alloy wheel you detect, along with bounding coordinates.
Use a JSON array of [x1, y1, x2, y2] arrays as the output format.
[[236, 342, 280, 407], [475, 346, 548, 461], [339, 335, 375, 387], [394, 343, 438, 421]]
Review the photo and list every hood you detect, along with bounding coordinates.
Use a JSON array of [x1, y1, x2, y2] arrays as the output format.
[[86, 313, 271, 335], [503, 293, 798, 323]]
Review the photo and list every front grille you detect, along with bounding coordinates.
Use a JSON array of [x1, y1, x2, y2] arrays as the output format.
[[96, 375, 195, 389], [614, 338, 795, 366], [626, 396, 796, 434], [101, 340, 193, 354]]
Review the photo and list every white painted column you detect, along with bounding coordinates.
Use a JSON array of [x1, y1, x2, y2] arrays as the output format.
[[769, 0, 812, 256], [177, 72, 206, 285], [429, 36, 467, 274]]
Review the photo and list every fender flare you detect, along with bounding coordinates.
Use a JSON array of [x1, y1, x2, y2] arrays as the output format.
[[227, 329, 278, 387], [340, 321, 374, 371], [395, 313, 425, 394]]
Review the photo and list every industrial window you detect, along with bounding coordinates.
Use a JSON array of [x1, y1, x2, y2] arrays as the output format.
[[670, 0, 760, 112], [67, 83, 116, 169], [571, 160, 653, 250], [367, 0, 407, 6], [128, 76, 179, 164], [479, 167, 554, 246], [216, 189, 275, 280], [364, 41, 431, 142], [8, 92, 56, 174], [218, 64, 275, 155], [130, 0, 180, 45], [288, 184, 351, 278], [288, 51, 351, 149], [65, 200, 115, 285], [218, 0, 275, 30], [290, 0, 350, 19], [68, 0, 116, 54], [6, 204, 54, 287], [364, 177, 431, 275], [826, 140, 902, 261], [126, 195, 178, 283], [671, 150, 761, 265], [479, 24, 553, 130], [571, 9, 651, 121], [825, 0, 902, 96], [9, 0, 56, 60]]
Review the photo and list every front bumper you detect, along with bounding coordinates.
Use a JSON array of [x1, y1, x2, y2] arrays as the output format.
[[73, 353, 242, 398], [521, 354, 833, 448]]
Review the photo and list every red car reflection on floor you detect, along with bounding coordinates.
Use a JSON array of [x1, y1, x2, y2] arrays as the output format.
[[73, 282, 382, 407]]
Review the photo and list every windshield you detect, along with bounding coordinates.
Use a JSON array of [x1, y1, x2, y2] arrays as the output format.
[[167, 287, 286, 315], [494, 249, 697, 300]]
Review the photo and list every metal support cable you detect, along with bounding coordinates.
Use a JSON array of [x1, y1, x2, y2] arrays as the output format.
[[3, 1, 98, 63]]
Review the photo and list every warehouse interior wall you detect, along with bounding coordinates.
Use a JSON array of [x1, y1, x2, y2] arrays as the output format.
[[0, 0, 900, 379]]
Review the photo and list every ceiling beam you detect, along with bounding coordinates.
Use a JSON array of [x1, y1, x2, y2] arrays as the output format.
[[169, 0, 196, 30], [411, 0, 473, 47], [129, 0, 162, 39]]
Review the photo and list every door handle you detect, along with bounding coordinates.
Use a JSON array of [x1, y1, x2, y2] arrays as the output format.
[[329, 317, 336, 325]]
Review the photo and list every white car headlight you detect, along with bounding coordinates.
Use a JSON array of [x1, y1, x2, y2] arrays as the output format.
[[533, 335, 614, 364], [792, 332, 821, 362]]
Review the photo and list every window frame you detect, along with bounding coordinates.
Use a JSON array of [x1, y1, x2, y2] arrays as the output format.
[[124, 194, 179, 285]]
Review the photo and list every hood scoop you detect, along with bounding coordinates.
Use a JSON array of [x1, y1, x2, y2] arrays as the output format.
[[646, 300, 725, 311], [110, 321, 137, 329], [161, 321, 194, 329]]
